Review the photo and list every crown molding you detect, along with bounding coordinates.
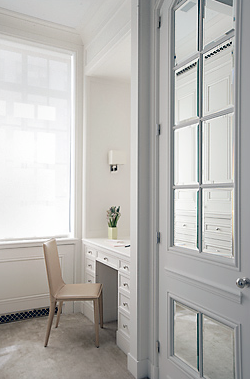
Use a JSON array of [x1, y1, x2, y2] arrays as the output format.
[[0, 7, 83, 47]]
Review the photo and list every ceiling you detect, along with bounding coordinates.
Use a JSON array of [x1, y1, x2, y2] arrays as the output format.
[[0, 0, 131, 80]]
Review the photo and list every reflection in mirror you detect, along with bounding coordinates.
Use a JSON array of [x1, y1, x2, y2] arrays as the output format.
[[175, 59, 198, 124], [203, 39, 234, 116], [202, 114, 233, 184], [174, 124, 198, 185], [203, 0, 234, 48], [174, 189, 198, 249], [173, 301, 198, 371], [203, 316, 235, 379], [202, 188, 233, 257], [174, 0, 198, 65]]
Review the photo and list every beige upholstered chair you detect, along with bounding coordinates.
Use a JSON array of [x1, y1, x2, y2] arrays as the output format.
[[43, 238, 103, 348]]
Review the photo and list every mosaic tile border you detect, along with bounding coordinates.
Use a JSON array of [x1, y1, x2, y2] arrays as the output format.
[[0, 307, 58, 324]]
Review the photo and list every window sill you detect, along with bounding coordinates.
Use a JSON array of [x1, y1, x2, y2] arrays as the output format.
[[0, 237, 79, 250]]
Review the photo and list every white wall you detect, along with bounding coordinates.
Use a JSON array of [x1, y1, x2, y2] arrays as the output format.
[[83, 77, 131, 239]]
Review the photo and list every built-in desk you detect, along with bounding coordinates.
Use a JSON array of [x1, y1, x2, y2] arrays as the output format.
[[82, 238, 130, 355]]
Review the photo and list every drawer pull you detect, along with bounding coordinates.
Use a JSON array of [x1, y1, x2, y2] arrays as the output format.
[[87, 264, 92, 268], [88, 251, 92, 255], [123, 324, 128, 329], [215, 227, 220, 231], [103, 257, 108, 261], [123, 283, 129, 287], [123, 265, 129, 270], [88, 279, 92, 283], [183, 224, 186, 227], [123, 302, 128, 307]]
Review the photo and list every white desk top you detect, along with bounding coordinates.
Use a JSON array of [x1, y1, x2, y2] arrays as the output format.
[[83, 238, 130, 258]]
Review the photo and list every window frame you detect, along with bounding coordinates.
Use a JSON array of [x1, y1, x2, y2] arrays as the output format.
[[0, 33, 83, 243]]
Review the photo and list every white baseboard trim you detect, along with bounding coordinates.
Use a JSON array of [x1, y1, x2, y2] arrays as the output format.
[[147, 360, 159, 379], [116, 330, 130, 355], [127, 353, 148, 379]]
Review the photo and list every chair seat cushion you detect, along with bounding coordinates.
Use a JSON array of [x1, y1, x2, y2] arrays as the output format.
[[56, 283, 102, 300]]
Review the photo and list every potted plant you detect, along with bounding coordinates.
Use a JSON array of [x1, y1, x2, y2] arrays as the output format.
[[107, 206, 121, 239]]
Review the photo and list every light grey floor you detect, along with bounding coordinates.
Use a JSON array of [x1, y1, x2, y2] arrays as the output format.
[[0, 313, 137, 379]]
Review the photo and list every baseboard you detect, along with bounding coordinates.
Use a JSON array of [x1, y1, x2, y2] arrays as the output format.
[[116, 329, 130, 355], [127, 353, 149, 379], [147, 360, 159, 379]]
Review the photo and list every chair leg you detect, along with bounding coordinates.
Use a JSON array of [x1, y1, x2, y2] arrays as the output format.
[[55, 301, 63, 328], [99, 290, 103, 328], [93, 299, 99, 348], [44, 301, 56, 347]]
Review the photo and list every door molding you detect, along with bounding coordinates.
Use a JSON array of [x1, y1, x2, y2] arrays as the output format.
[[165, 268, 242, 304]]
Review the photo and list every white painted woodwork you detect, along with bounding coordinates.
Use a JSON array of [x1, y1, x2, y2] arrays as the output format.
[[174, 189, 198, 249], [203, 46, 234, 116], [82, 238, 130, 355], [0, 0, 127, 45], [0, 240, 77, 314], [159, 1, 250, 379], [174, 0, 198, 65], [175, 65, 197, 123], [174, 125, 198, 185], [84, 0, 131, 71], [203, 114, 233, 184]]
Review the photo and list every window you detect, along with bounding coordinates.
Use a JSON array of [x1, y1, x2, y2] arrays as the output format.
[[0, 38, 75, 240], [172, 0, 236, 259]]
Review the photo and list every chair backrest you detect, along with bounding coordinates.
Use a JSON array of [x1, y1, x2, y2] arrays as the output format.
[[43, 239, 65, 298]]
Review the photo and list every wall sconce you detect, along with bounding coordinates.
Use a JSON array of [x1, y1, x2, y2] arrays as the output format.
[[108, 150, 126, 172]]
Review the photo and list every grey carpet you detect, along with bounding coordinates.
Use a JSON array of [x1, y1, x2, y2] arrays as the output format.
[[0, 313, 136, 379]]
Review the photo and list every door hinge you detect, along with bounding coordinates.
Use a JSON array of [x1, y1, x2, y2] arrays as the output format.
[[156, 232, 161, 244], [156, 123, 161, 136], [157, 16, 161, 29], [156, 340, 160, 353]]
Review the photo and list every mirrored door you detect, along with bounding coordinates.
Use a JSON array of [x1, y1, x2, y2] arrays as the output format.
[[158, 0, 250, 378]]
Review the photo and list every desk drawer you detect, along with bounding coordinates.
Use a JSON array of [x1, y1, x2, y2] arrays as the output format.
[[119, 293, 130, 315], [85, 246, 97, 258], [85, 258, 95, 274], [97, 251, 118, 269], [119, 274, 130, 293], [119, 313, 130, 338], [86, 272, 95, 284], [119, 260, 130, 274]]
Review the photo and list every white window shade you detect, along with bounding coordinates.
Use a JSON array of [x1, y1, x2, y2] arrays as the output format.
[[0, 38, 74, 240]]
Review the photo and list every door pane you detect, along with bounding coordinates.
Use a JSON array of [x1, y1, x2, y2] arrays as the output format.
[[203, 0, 234, 48], [174, 124, 198, 185], [202, 188, 233, 257], [174, 0, 198, 65], [175, 59, 198, 124], [174, 189, 198, 249], [203, 39, 234, 116], [202, 114, 233, 184], [173, 301, 198, 371], [203, 315, 235, 379]]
